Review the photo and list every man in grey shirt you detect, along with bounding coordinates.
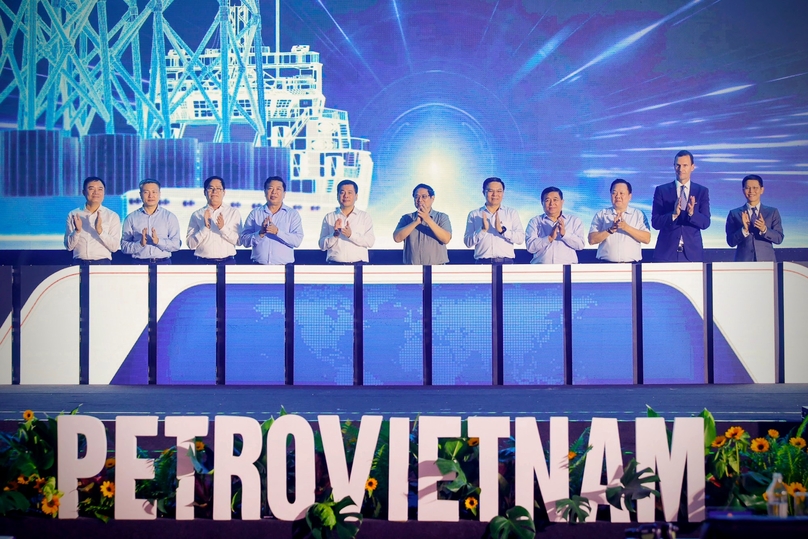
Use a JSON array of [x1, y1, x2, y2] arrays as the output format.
[[393, 183, 452, 264]]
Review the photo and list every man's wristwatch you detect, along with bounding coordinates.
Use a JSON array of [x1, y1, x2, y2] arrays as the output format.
[[500, 226, 507, 234]]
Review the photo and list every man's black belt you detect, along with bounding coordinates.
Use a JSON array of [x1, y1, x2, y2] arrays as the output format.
[[197, 256, 235, 264], [132, 257, 172, 265], [476, 257, 514, 264]]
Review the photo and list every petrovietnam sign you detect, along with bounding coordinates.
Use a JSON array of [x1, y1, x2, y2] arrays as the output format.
[[56, 415, 704, 523]]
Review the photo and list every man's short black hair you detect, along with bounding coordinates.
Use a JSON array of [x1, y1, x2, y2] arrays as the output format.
[[204, 175, 226, 191], [483, 177, 504, 191], [674, 150, 694, 165], [83, 176, 105, 192], [541, 186, 563, 202], [264, 176, 285, 191], [139, 178, 161, 190], [337, 179, 359, 194], [610, 178, 632, 194], [742, 174, 763, 188], [412, 183, 435, 197]]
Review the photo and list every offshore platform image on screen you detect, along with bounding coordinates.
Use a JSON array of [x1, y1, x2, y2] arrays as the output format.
[[0, 0, 373, 249]]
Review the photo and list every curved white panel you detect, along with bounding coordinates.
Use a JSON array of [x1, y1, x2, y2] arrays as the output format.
[[20, 267, 80, 384]]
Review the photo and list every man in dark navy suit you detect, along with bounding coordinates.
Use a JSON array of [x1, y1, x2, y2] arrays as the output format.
[[725, 174, 784, 261], [652, 150, 711, 262]]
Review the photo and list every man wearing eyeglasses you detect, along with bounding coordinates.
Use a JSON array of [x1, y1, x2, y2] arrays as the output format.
[[241, 176, 304, 265], [463, 177, 525, 263], [186, 175, 243, 264], [393, 183, 452, 265]]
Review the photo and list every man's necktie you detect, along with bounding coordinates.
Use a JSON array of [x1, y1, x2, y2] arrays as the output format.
[[750, 207, 758, 232], [678, 186, 687, 212]]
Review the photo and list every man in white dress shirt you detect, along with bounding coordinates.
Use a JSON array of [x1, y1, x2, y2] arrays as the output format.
[[463, 177, 525, 263], [588, 179, 651, 262], [525, 186, 585, 264], [64, 176, 122, 265], [318, 180, 375, 264], [186, 175, 242, 264]]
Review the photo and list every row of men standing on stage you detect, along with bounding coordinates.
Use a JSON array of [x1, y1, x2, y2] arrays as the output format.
[[65, 149, 784, 265]]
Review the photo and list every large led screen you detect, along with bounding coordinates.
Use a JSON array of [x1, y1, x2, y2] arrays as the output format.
[[0, 0, 806, 252]]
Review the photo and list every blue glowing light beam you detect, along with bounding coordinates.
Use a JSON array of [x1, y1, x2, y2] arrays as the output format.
[[552, 0, 704, 88], [475, 1, 500, 54], [391, 0, 412, 73], [315, 0, 383, 87]]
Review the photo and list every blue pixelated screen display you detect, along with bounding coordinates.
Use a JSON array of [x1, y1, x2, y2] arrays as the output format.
[[364, 284, 423, 385], [294, 284, 354, 385], [109, 277, 753, 385], [432, 283, 492, 385]]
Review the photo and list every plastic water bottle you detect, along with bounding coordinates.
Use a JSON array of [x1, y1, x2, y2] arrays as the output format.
[[766, 472, 788, 517]]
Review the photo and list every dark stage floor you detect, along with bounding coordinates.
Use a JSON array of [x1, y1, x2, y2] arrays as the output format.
[[1, 384, 805, 423]]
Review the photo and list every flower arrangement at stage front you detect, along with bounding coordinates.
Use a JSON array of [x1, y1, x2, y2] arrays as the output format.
[[76, 456, 116, 522], [0, 410, 63, 517], [706, 414, 808, 516], [4, 407, 808, 530]]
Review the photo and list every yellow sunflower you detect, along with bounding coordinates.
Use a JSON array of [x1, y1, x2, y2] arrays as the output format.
[[195, 440, 205, 452], [17, 475, 29, 485], [100, 481, 115, 498], [750, 438, 770, 453], [23, 410, 35, 421], [464, 496, 478, 510], [365, 477, 378, 492], [789, 437, 806, 449], [711, 436, 727, 448], [105, 457, 115, 469], [790, 482, 806, 494], [568, 451, 577, 460], [725, 426, 745, 440], [467, 438, 480, 447], [768, 429, 780, 438], [41, 495, 60, 517], [34, 477, 47, 492]]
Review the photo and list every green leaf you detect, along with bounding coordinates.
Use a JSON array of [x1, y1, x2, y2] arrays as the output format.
[[443, 439, 464, 459], [646, 405, 661, 418], [0, 490, 30, 515], [435, 458, 467, 492], [739, 470, 770, 495], [796, 413, 808, 439], [300, 496, 362, 539], [310, 502, 337, 529], [483, 506, 536, 539], [605, 459, 660, 513], [555, 495, 591, 524], [698, 409, 716, 455]]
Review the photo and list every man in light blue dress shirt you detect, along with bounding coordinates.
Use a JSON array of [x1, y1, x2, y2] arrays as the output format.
[[240, 176, 304, 264], [526, 186, 585, 264], [121, 179, 181, 264]]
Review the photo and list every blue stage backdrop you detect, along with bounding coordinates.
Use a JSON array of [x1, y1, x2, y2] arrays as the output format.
[[106, 278, 751, 385], [0, 0, 807, 250]]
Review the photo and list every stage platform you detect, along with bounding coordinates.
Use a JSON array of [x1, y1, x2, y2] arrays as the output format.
[[2, 384, 806, 423]]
